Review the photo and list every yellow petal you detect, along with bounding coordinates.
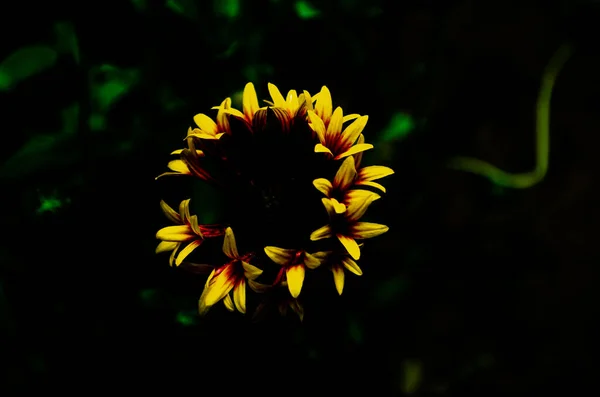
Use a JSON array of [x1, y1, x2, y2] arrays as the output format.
[[155, 241, 178, 254], [286, 264, 305, 298], [315, 86, 332, 123], [268, 83, 287, 108], [342, 114, 360, 123], [314, 143, 333, 156], [304, 252, 322, 269], [168, 244, 179, 266], [335, 143, 374, 160], [222, 107, 245, 119], [171, 148, 204, 156], [174, 239, 203, 266], [350, 222, 389, 239], [286, 89, 298, 111], [243, 82, 259, 119], [332, 264, 345, 295], [342, 257, 363, 276], [301, 90, 314, 111], [357, 180, 387, 193], [167, 159, 190, 174], [354, 134, 365, 168], [340, 115, 368, 148], [345, 190, 381, 221], [222, 227, 239, 259], [337, 233, 361, 260], [359, 166, 395, 182], [178, 198, 191, 222], [333, 155, 357, 191], [313, 178, 333, 196], [320, 197, 336, 217], [156, 225, 194, 241], [310, 224, 332, 241], [264, 246, 294, 266], [242, 261, 263, 279], [329, 198, 347, 214], [233, 279, 246, 314], [159, 200, 181, 224], [187, 214, 203, 236], [326, 107, 344, 138], [193, 113, 218, 135], [307, 110, 326, 143], [223, 294, 235, 311]]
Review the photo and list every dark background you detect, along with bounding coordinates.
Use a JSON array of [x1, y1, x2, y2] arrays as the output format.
[[1, 0, 598, 394]]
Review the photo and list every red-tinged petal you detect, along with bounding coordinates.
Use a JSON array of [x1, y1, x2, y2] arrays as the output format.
[[180, 150, 213, 181], [326, 107, 344, 143], [159, 200, 181, 224], [335, 143, 374, 160], [304, 252, 323, 269], [156, 241, 178, 254], [223, 294, 235, 311], [174, 239, 203, 266], [350, 222, 390, 239], [268, 83, 287, 108], [264, 246, 294, 266], [356, 180, 387, 193], [315, 143, 333, 156], [340, 115, 369, 149], [193, 113, 218, 135], [313, 178, 333, 196], [286, 264, 306, 298], [243, 82, 259, 120], [156, 225, 195, 242], [178, 199, 191, 221], [233, 279, 247, 314], [358, 165, 395, 182], [345, 190, 381, 221], [308, 110, 326, 143], [337, 233, 361, 260], [199, 265, 236, 312], [167, 159, 190, 174], [187, 214, 203, 236], [333, 156, 357, 192], [242, 261, 263, 280], [342, 257, 363, 276], [332, 264, 345, 295], [222, 227, 239, 259], [310, 224, 332, 241]]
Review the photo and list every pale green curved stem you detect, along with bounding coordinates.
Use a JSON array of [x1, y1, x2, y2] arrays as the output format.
[[448, 44, 572, 188]]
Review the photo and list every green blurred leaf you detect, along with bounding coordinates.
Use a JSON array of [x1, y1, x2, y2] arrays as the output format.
[[401, 359, 422, 394], [0, 46, 57, 91], [131, 0, 148, 12], [166, 0, 198, 20], [176, 311, 197, 326], [89, 65, 140, 127], [36, 192, 70, 214], [214, 0, 240, 19], [379, 112, 415, 143], [54, 22, 80, 64], [295, 1, 321, 19], [139, 288, 159, 304], [372, 276, 408, 305]]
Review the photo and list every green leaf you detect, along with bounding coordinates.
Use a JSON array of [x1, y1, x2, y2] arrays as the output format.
[[379, 112, 415, 143], [176, 311, 197, 326], [295, 1, 321, 19], [0, 46, 58, 91], [89, 64, 140, 116], [166, 0, 198, 20]]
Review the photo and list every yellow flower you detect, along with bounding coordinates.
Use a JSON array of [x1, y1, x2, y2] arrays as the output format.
[[263, 247, 323, 298], [307, 86, 373, 160], [314, 156, 395, 214], [310, 194, 388, 260], [198, 227, 263, 315], [155, 199, 225, 266], [156, 138, 212, 181]]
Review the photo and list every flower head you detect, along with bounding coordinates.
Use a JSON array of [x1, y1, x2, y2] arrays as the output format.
[[155, 82, 393, 318]]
